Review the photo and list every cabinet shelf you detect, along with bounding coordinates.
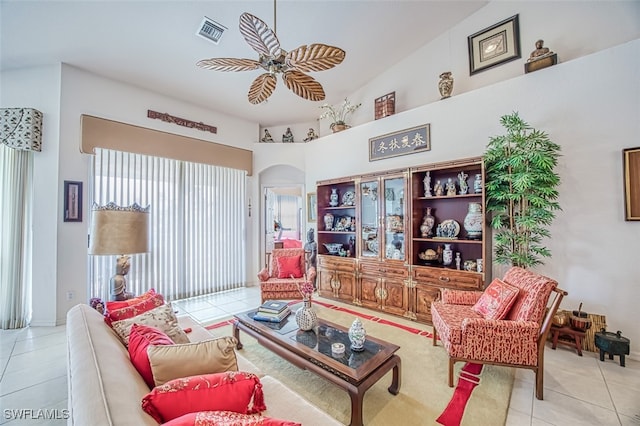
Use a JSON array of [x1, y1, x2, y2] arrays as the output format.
[[416, 194, 481, 201], [322, 206, 355, 210], [414, 238, 482, 244], [318, 231, 356, 234]]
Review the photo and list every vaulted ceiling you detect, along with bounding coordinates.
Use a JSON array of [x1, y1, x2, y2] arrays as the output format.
[[1, 1, 487, 127]]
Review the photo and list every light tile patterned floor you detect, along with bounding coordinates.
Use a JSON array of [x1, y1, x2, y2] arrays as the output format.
[[1, 285, 638, 425]]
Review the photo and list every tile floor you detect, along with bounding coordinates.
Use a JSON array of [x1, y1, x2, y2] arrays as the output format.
[[1, 286, 638, 425]]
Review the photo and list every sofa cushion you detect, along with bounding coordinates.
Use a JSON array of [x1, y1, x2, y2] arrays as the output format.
[[129, 324, 175, 388], [163, 411, 301, 426], [141, 371, 266, 424], [276, 255, 303, 278], [148, 336, 239, 386], [105, 293, 165, 326], [106, 288, 157, 312], [111, 302, 189, 346], [503, 267, 558, 323], [472, 278, 519, 320]]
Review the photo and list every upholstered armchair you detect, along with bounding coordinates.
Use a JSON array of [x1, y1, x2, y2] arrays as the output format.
[[258, 248, 316, 303], [431, 267, 567, 400]]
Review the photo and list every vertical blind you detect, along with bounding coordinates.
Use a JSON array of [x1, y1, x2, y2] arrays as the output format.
[[89, 148, 246, 302]]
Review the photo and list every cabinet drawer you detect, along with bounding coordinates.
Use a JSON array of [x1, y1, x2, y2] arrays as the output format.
[[412, 266, 482, 289], [319, 255, 355, 272], [359, 261, 409, 278]]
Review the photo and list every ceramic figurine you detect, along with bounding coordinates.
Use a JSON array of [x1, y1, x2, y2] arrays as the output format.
[[446, 178, 456, 196], [282, 127, 294, 143], [458, 171, 468, 195], [423, 171, 432, 197], [261, 128, 274, 142]]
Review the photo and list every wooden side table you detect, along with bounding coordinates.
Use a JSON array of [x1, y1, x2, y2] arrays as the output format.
[[550, 325, 586, 356]]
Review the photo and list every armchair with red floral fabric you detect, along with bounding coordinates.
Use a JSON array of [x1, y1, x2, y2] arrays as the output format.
[[431, 267, 567, 400], [257, 248, 316, 303]]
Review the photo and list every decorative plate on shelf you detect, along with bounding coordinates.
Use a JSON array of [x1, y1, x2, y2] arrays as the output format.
[[438, 219, 460, 238], [341, 190, 355, 206], [366, 239, 379, 254]]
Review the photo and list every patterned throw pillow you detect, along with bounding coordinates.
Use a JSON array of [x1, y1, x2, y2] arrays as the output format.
[[128, 324, 175, 388], [148, 336, 239, 386], [163, 411, 301, 426], [276, 255, 303, 278], [111, 302, 189, 347], [141, 372, 266, 424], [472, 278, 520, 320], [105, 293, 165, 326], [106, 288, 157, 312]]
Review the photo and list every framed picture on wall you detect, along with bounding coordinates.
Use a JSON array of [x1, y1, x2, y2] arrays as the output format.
[[623, 147, 640, 221], [64, 180, 83, 222], [307, 192, 317, 222], [468, 14, 520, 75]]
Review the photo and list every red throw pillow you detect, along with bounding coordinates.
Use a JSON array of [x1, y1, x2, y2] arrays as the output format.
[[141, 372, 266, 424], [276, 255, 303, 279], [128, 324, 175, 388], [472, 278, 520, 320], [163, 411, 301, 426], [105, 293, 165, 326], [106, 288, 157, 312]]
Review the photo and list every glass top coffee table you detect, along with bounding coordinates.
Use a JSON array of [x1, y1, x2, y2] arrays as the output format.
[[233, 308, 401, 426]]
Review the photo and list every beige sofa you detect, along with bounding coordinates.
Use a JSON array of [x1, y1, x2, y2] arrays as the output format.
[[66, 304, 342, 425]]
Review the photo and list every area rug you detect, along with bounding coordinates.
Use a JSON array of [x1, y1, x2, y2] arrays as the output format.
[[205, 299, 514, 426]]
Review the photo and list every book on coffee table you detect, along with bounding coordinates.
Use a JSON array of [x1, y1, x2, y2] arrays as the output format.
[[253, 307, 291, 323], [258, 300, 289, 314]]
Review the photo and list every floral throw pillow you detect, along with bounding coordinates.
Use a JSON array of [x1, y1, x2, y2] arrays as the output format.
[[163, 411, 301, 426], [106, 288, 157, 312], [105, 293, 165, 326], [472, 278, 520, 320], [111, 302, 189, 347], [141, 372, 266, 424], [276, 255, 303, 278]]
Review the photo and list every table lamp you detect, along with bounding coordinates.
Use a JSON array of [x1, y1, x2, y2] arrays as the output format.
[[88, 202, 150, 301]]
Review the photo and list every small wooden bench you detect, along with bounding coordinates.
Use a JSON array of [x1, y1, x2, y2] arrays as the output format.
[[550, 325, 586, 356]]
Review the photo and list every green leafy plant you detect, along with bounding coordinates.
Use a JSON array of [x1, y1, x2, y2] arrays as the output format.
[[484, 112, 561, 268]]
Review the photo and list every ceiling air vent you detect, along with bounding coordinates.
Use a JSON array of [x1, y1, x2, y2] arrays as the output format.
[[197, 16, 227, 45]]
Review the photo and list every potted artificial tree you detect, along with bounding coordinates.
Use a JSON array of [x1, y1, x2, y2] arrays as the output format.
[[484, 112, 561, 268]]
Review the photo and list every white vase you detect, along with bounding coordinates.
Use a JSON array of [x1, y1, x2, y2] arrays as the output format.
[[473, 174, 483, 193], [323, 212, 334, 231], [442, 243, 453, 266], [295, 299, 318, 331], [463, 202, 483, 240]]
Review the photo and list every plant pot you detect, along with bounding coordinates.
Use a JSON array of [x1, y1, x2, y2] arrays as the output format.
[[331, 123, 348, 133]]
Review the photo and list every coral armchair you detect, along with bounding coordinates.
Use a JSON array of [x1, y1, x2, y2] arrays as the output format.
[[431, 267, 567, 400], [258, 248, 316, 303]]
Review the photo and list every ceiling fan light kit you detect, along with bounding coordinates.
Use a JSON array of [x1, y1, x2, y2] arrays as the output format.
[[197, 4, 345, 104]]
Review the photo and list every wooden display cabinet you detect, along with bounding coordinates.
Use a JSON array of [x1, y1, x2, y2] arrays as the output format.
[[315, 156, 489, 325]]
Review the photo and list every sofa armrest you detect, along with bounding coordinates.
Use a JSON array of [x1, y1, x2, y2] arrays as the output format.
[[257, 267, 270, 282], [440, 288, 483, 305]]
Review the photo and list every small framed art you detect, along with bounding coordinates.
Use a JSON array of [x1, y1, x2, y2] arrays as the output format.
[[307, 192, 317, 222], [623, 147, 640, 221], [468, 14, 520, 75], [64, 180, 83, 222]]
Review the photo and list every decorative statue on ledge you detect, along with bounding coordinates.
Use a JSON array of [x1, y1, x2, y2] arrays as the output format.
[[110, 255, 135, 301], [303, 128, 318, 142], [282, 127, 294, 143], [261, 129, 273, 143], [528, 39, 554, 62]]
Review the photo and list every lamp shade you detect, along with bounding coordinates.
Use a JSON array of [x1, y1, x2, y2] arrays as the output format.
[[89, 202, 150, 255], [0, 108, 43, 152]]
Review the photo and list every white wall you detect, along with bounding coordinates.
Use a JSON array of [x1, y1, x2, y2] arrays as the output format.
[[305, 39, 640, 358]]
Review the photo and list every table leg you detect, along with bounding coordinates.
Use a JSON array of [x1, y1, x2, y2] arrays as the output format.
[[388, 358, 401, 395], [348, 390, 364, 426], [232, 322, 243, 350], [551, 329, 560, 349], [574, 335, 583, 356], [599, 349, 605, 362], [620, 355, 626, 367]]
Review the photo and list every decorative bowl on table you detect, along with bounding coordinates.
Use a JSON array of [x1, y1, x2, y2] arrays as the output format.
[[323, 243, 343, 255]]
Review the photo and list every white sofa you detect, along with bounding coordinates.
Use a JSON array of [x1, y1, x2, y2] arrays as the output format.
[[66, 304, 342, 425]]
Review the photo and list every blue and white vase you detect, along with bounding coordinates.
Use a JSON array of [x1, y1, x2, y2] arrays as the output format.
[[348, 317, 366, 352]]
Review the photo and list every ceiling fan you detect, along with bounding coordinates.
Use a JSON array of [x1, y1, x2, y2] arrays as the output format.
[[196, 2, 345, 104]]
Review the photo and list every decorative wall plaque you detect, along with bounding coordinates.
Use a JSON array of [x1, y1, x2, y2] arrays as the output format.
[[374, 92, 395, 120], [369, 124, 430, 161]]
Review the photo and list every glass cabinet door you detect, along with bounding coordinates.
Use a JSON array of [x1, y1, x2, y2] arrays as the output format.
[[382, 177, 405, 261], [359, 180, 379, 258]]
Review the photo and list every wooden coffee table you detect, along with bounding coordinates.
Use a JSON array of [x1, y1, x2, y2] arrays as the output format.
[[233, 309, 401, 426]]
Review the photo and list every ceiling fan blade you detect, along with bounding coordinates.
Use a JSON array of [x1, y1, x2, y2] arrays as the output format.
[[286, 44, 346, 73], [240, 12, 282, 59], [248, 73, 277, 104], [282, 70, 326, 102], [196, 58, 261, 72]]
